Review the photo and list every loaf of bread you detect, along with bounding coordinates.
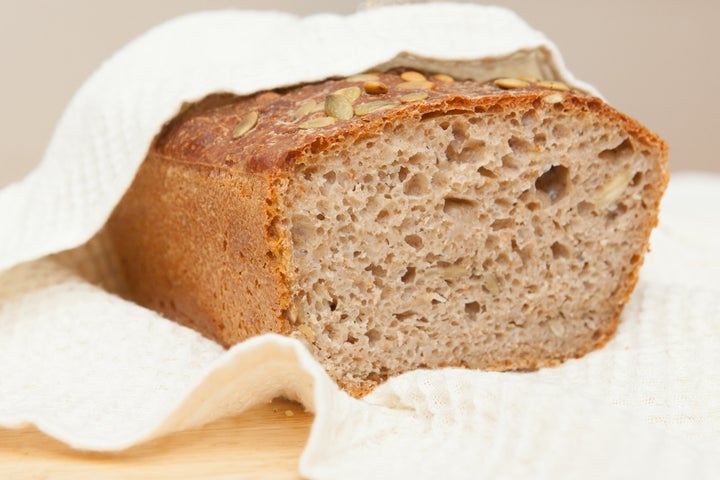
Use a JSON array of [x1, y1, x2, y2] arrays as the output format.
[[107, 70, 668, 396]]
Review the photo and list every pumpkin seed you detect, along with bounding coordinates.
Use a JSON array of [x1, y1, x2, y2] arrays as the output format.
[[493, 78, 529, 89], [324, 93, 354, 120], [354, 100, 398, 116], [397, 80, 435, 90], [400, 91, 429, 103], [293, 100, 317, 119], [364, 81, 389, 94], [334, 86, 362, 103], [298, 116, 337, 129], [232, 111, 258, 138], [538, 80, 570, 91], [432, 73, 454, 83], [401, 71, 427, 82]]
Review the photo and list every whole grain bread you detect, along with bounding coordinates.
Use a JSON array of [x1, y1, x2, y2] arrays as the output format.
[[107, 71, 668, 396]]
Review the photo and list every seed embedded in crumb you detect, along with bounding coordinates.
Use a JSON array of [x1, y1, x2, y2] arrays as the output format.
[[354, 100, 398, 116], [493, 78, 530, 89], [232, 111, 259, 138], [431, 73, 454, 83], [401, 71, 427, 82], [285, 410, 294, 417], [397, 80, 435, 91], [346, 73, 380, 82], [442, 265, 467, 278], [293, 100, 317, 119], [596, 169, 633, 209], [334, 86, 362, 103], [483, 273, 500, 295], [298, 116, 337, 129], [364, 81, 389, 94], [325, 93, 354, 120], [538, 80, 570, 91], [549, 320, 566, 338], [542, 93, 565, 105], [400, 91, 429, 103]]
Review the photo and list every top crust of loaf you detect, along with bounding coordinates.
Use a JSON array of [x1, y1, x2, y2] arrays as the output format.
[[153, 72, 667, 174]]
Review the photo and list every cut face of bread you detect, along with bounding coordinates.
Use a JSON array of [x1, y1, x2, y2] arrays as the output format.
[[107, 73, 668, 396]]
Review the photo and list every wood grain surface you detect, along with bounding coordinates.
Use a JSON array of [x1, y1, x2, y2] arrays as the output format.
[[0, 398, 313, 480]]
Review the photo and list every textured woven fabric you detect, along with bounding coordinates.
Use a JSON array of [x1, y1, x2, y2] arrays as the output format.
[[0, 5, 717, 479]]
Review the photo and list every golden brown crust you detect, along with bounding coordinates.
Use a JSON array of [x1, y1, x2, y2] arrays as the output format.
[[154, 71, 666, 176], [107, 156, 292, 345]]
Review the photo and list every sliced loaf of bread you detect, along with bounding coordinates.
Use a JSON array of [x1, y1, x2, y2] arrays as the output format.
[[107, 71, 668, 396]]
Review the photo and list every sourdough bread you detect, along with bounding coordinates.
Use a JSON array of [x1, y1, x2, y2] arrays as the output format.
[[107, 71, 668, 396]]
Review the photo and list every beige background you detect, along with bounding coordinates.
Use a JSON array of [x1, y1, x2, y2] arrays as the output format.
[[1, 0, 718, 187]]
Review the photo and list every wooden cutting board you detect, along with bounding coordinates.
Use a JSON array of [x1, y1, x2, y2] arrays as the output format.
[[0, 398, 312, 480]]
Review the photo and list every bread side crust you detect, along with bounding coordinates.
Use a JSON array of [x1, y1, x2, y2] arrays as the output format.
[[107, 155, 292, 344]]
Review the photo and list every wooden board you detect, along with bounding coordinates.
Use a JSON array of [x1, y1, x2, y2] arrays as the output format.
[[0, 398, 313, 480]]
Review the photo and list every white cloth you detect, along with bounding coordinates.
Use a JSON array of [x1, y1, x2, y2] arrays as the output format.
[[0, 4, 718, 479]]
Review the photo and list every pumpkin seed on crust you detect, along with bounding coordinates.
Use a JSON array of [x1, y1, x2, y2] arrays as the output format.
[[431, 73, 454, 83], [293, 100, 317, 119], [538, 80, 571, 91], [397, 80, 435, 90], [334, 86, 362, 103], [325, 93, 354, 120], [400, 91, 429, 103], [298, 116, 337, 129], [232, 111, 258, 138], [400, 71, 427, 82], [364, 81, 389, 94], [354, 100, 398, 116], [493, 78, 530, 89]]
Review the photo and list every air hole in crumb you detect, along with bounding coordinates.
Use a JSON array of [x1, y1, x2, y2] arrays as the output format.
[[599, 138, 634, 162], [323, 171, 336, 184], [478, 166, 497, 178], [403, 173, 430, 196], [521, 109, 538, 126], [394, 311, 415, 321], [329, 300, 337, 311], [535, 165, 569, 203], [401, 266, 416, 283], [631, 171, 643, 187], [408, 152, 425, 165], [302, 166, 318, 181], [465, 301, 480, 315], [365, 264, 387, 278], [551, 241, 570, 259], [404, 234, 423, 250], [366, 328, 381, 345], [577, 201, 593, 216], [376, 209, 389, 222], [491, 218, 514, 230], [501, 154, 520, 169], [443, 197, 477, 218], [347, 335, 358, 345], [508, 135, 534, 154]]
